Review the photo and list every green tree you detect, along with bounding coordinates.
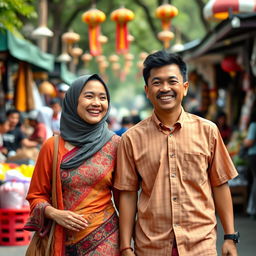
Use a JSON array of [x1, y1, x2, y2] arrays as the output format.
[[0, 0, 37, 37]]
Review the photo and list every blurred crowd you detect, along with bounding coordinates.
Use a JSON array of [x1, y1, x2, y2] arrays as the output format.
[[0, 82, 142, 166]]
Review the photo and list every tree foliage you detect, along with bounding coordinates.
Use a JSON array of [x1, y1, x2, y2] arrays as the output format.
[[0, 0, 37, 38]]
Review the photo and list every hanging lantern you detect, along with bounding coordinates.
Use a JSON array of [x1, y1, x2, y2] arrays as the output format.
[[221, 56, 242, 76], [70, 47, 83, 65], [62, 31, 80, 53], [39, 81, 56, 97], [82, 8, 106, 56], [157, 30, 174, 49], [109, 54, 119, 63], [81, 53, 92, 67], [155, 4, 178, 31], [111, 7, 135, 54], [99, 35, 108, 44]]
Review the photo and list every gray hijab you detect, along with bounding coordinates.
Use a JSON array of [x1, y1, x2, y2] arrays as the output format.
[[60, 74, 114, 170]]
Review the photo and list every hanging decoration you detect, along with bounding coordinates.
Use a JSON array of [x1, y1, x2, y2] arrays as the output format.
[[155, 3, 178, 49], [221, 55, 242, 77], [82, 8, 106, 56], [111, 7, 135, 54], [62, 31, 80, 54], [81, 53, 92, 68]]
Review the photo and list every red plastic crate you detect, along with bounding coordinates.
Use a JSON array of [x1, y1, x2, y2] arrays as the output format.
[[0, 208, 32, 246]]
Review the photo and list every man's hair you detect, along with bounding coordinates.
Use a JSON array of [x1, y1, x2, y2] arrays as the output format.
[[0, 115, 7, 125], [142, 50, 187, 85], [6, 108, 20, 117]]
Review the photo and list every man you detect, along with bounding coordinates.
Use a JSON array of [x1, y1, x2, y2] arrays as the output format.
[[3, 109, 35, 157], [114, 51, 238, 256], [27, 110, 47, 147], [49, 98, 62, 135], [114, 116, 133, 136]]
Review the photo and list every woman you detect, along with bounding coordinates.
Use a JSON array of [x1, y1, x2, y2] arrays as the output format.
[[24, 74, 120, 255], [244, 111, 256, 219]]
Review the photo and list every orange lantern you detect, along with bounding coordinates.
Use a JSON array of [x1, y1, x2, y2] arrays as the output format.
[[155, 4, 178, 31], [111, 7, 135, 54], [82, 8, 106, 56]]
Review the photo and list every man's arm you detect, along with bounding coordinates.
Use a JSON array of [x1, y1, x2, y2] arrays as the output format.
[[212, 182, 238, 256], [119, 190, 137, 256]]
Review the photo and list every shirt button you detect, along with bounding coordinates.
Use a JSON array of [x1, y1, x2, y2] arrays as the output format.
[[173, 197, 177, 201], [170, 153, 175, 158], [171, 173, 176, 178]]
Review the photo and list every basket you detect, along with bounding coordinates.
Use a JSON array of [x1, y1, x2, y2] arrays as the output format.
[[0, 208, 32, 246]]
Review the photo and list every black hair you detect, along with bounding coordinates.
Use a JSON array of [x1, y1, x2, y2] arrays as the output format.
[[49, 98, 61, 106], [6, 108, 20, 117], [0, 115, 7, 125], [142, 50, 187, 85], [121, 116, 133, 125]]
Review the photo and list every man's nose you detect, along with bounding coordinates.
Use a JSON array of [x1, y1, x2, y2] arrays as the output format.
[[160, 81, 170, 91]]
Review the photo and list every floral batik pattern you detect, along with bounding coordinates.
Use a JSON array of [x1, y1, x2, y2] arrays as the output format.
[[65, 213, 119, 256], [61, 138, 118, 211]]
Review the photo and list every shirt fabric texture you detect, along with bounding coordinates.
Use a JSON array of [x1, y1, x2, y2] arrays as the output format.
[[114, 109, 238, 256]]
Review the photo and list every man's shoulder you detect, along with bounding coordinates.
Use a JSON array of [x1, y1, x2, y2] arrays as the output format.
[[185, 112, 217, 130], [123, 117, 152, 137]]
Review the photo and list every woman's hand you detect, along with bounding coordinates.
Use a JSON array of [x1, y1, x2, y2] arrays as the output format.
[[45, 206, 88, 232]]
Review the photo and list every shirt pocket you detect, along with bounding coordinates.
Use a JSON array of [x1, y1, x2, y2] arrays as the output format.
[[183, 153, 208, 185]]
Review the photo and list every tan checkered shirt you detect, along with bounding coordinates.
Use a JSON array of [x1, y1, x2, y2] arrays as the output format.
[[114, 109, 238, 256]]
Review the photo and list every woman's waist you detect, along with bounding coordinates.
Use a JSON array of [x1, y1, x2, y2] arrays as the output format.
[[65, 205, 117, 245]]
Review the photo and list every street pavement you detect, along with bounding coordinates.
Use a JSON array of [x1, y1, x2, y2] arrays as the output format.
[[0, 213, 255, 255]]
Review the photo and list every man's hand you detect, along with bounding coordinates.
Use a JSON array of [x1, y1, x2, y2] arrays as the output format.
[[121, 248, 136, 256], [222, 240, 238, 256]]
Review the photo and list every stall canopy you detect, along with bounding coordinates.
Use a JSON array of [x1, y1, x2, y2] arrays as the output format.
[[0, 30, 54, 72], [180, 13, 256, 60]]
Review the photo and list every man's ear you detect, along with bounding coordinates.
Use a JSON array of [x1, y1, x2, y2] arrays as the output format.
[[183, 81, 189, 96], [144, 85, 149, 98]]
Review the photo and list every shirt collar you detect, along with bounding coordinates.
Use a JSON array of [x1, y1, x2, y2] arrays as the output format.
[[151, 107, 187, 131]]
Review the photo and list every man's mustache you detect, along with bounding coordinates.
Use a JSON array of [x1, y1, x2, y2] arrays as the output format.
[[157, 91, 176, 99]]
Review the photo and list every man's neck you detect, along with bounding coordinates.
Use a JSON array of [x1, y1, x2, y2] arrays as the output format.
[[155, 107, 182, 128]]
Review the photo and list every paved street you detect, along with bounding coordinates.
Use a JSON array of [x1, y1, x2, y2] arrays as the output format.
[[0, 213, 255, 256]]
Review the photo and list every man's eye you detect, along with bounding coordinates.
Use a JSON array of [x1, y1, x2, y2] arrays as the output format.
[[100, 97, 107, 100], [169, 80, 179, 85], [85, 95, 93, 99], [153, 81, 160, 85]]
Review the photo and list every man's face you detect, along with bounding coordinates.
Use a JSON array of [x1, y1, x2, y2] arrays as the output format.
[[0, 120, 9, 134], [144, 64, 189, 115], [8, 113, 20, 129]]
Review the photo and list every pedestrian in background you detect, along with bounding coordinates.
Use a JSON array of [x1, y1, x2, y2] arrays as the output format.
[[244, 111, 256, 219]]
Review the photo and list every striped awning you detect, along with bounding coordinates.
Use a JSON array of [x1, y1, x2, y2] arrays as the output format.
[[203, 0, 256, 20]]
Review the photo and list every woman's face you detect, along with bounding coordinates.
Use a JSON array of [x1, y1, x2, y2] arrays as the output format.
[[77, 79, 108, 124]]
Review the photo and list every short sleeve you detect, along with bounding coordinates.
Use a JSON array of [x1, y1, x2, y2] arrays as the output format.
[[113, 134, 140, 191], [208, 125, 238, 187]]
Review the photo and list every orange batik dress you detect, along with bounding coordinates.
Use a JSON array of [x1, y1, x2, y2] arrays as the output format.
[[25, 135, 120, 256]]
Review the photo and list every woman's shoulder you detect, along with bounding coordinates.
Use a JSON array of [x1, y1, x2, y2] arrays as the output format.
[[111, 134, 121, 145]]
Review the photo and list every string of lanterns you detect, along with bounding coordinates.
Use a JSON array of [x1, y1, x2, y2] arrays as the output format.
[[58, 2, 179, 80]]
